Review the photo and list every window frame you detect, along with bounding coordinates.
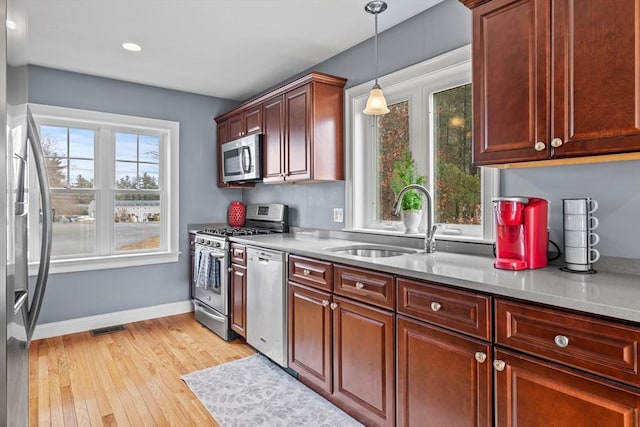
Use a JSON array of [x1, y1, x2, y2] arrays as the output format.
[[28, 103, 180, 274], [344, 45, 498, 243]]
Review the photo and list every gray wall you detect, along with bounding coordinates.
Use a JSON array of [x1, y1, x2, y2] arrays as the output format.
[[29, 66, 242, 323], [245, 0, 640, 261]]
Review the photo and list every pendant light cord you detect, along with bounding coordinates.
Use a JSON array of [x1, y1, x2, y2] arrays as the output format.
[[374, 12, 379, 86]]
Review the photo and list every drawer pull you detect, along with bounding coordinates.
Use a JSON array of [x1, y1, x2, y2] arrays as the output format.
[[355, 282, 365, 290], [430, 302, 442, 312], [330, 302, 338, 310], [493, 360, 506, 371], [474, 352, 487, 363], [302, 268, 311, 276], [554, 335, 570, 348], [321, 300, 330, 307]]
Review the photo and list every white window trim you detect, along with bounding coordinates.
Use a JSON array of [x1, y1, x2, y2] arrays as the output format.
[[344, 44, 498, 244], [28, 103, 180, 274]]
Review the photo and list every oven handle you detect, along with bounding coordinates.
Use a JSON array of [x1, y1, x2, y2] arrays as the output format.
[[194, 301, 226, 322], [241, 146, 252, 173], [194, 245, 226, 258]]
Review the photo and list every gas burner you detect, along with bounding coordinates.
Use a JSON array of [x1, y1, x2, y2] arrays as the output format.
[[200, 227, 273, 237]]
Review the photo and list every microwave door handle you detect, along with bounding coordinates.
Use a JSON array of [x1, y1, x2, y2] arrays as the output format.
[[241, 146, 251, 173]]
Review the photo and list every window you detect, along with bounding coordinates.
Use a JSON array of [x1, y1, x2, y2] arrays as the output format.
[[29, 104, 179, 273], [345, 45, 498, 242]]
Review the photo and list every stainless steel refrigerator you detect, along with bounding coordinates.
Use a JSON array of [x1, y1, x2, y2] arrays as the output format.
[[2, 0, 53, 424]]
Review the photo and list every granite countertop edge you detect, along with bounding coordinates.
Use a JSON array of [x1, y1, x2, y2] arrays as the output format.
[[229, 233, 640, 324]]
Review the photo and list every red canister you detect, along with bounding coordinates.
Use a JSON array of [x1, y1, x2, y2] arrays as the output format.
[[228, 201, 246, 228]]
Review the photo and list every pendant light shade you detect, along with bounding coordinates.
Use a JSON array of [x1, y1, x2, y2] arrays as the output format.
[[364, 84, 390, 115], [363, 1, 389, 116]]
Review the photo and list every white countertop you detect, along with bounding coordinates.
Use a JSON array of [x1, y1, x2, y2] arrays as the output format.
[[230, 233, 640, 323]]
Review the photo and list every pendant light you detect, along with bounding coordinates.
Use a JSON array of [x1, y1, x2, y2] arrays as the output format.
[[363, 1, 390, 115]]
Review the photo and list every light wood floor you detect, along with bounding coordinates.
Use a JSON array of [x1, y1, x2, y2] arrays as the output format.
[[29, 313, 255, 426]]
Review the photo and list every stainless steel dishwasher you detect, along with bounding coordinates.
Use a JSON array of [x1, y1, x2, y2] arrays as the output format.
[[246, 246, 288, 367]]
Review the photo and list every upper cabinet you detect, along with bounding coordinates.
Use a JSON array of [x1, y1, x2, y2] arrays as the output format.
[[215, 72, 347, 187], [227, 105, 263, 140], [461, 0, 640, 166]]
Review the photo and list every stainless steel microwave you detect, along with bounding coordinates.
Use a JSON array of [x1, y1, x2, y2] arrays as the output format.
[[221, 134, 262, 183]]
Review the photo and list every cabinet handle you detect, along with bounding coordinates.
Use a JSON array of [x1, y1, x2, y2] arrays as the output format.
[[534, 141, 546, 151], [430, 302, 442, 312], [554, 335, 570, 348], [355, 282, 365, 290], [474, 352, 487, 363], [227, 267, 233, 273], [321, 300, 330, 307], [330, 302, 338, 310], [302, 269, 311, 276], [551, 137, 564, 148], [493, 360, 506, 371]]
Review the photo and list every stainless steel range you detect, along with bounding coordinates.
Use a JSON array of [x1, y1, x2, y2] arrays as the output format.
[[192, 203, 288, 340]]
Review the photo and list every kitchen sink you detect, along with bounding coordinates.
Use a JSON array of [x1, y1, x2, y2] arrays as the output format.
[[325, 244, 419, 258]]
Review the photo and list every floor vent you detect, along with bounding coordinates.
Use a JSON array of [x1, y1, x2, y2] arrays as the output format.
[[90, 325, 126, 336]]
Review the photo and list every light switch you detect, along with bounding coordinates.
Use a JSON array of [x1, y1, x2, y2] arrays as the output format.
[[333, 208, 344, 223]]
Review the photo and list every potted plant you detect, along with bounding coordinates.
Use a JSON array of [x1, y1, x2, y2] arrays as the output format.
[[391, 151, 426, 233]]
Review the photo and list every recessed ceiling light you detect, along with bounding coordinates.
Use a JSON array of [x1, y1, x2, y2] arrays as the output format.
[[6, 20, 16, 30], [122, 42, 142, 52]]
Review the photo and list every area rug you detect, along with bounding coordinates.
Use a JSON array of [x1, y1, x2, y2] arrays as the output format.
[[182, 354, 363, 427]]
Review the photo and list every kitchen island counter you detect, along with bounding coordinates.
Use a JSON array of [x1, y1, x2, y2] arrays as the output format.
[[231, 233, 640, 323]]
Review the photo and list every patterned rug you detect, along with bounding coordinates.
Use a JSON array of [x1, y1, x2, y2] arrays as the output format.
[[182, 354, 363, 427]]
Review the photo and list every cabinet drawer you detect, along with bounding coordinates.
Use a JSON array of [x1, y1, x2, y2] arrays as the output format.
[[230, 243, 246, 266], [397, 278, 491, 340], [289, 256, 333, 291], [334, 265, 394, 309], [496, 299, 640, 387]]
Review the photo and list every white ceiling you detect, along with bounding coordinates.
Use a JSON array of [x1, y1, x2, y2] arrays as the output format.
[[18, 0, 444, 101]]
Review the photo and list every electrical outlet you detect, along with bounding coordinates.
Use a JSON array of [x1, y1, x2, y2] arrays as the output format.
[[333, 208, 344, 223]]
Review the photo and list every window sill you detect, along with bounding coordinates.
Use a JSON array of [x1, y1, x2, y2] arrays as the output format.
[[29, 251, 180, 275]]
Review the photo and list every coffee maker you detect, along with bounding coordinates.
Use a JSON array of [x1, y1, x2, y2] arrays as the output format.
[[493, 197, 549, 270]]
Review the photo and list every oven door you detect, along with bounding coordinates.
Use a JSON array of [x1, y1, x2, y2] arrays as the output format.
[[193, 245, 228, 315]]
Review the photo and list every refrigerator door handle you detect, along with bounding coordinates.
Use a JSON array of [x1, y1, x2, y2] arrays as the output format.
[[13, 290, 28, 315], [25, 106, 52, 342]]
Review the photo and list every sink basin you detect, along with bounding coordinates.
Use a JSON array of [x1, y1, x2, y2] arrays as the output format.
[[326, 244, 419, 258]]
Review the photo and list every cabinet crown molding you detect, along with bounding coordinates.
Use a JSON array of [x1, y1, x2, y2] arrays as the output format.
[[214, 72, 348, 123]]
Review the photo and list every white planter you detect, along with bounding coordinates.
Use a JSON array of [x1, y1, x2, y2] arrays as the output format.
[[402, 209, 422, 234]]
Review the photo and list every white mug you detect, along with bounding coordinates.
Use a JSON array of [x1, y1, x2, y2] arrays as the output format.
[[563, 198, 598, 215], [564, 230, 599, 247], [564, 214, 599, 231], [565, 246, 600, 264]]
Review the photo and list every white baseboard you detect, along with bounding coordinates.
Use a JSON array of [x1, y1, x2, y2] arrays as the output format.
[[32, 300, 194, 340]]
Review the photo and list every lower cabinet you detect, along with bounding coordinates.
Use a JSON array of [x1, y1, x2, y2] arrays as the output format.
[[230, 264, 246, 337], [288, 282, 332, 393], [397, 316, 492, 427], [495, 348, 640, 426], [332, 296, 395, 427], [288, 268, 395, 426]]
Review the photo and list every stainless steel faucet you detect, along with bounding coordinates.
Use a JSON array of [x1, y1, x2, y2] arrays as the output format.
[[392, 184, 437, 253]]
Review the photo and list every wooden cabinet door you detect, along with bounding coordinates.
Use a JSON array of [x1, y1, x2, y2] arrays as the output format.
[[230, 264, 246, 337], [228, 114, 245, 140], [332, 296, 395, 427], [397, 316, 491, 427], [495, 348, 640, 427], [284, 83, 312, 182], [288, 282, 332, 395], [244, 105, 263, 135], [551, 0, 640, 157], [471, 0, 550, 165], [263, 95, 285, 183]]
